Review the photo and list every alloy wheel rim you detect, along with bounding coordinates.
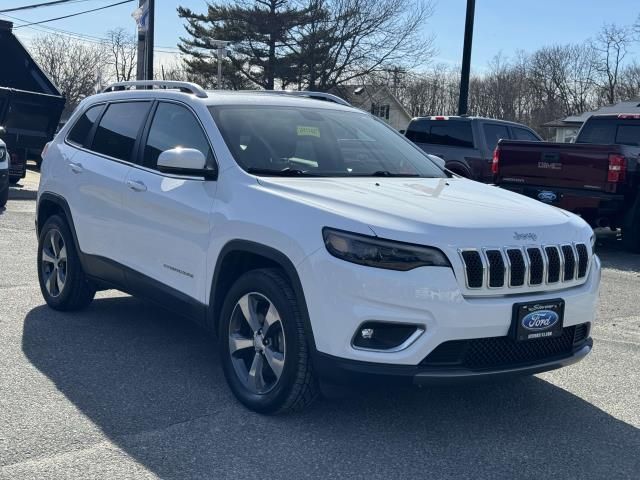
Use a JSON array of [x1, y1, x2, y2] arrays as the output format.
[[41, 229, 67, 298], [228, 292, 286, 395]]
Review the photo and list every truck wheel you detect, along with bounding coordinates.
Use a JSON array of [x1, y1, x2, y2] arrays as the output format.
[[37, 215, 96, 311], [0, 185, 7, 207], [219, 268, 319, 414], [622, 196, 640, 253]]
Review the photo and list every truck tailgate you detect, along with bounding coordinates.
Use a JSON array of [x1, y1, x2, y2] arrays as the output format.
[[495, 140, 616, 191]]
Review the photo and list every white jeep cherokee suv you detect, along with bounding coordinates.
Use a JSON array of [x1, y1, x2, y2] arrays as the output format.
[[37, 81, 600, 413]]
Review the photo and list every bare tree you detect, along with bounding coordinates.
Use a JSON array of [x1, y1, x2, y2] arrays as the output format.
[[29, 34, 107, 115], [592, 23, 632, 104], [106, 28, 137, 82], [291, 0, 436, 90]]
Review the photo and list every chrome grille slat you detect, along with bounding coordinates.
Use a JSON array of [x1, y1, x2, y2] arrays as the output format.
[[459, 243, 590, 292]]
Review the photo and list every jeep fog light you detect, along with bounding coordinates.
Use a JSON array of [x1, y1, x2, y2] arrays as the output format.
[[352, 322, 424, 352]]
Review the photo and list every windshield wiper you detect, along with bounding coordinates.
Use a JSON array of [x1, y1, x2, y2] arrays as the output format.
[[369, 170, 420, 177], [246, 167, 318, 177]]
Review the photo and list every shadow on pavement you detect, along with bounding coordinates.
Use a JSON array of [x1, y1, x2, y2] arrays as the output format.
[[595, 230, 640, 274], [22, 296, 640, 479]]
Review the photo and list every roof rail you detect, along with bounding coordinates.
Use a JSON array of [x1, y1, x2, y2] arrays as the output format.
[[102, 81, 208, 98], [242, 90, 350, 106]]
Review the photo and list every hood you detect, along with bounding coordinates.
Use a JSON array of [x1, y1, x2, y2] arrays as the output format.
[[257, 176, 590, 247]]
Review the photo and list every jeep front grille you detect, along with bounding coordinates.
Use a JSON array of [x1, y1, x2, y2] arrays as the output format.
[[459, 243, 590, 291]]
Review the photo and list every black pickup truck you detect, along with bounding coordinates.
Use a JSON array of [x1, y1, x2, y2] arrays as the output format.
[[0, 20, 64, 183], [404, 115, 542, 182], [494, 114, 640, 250]]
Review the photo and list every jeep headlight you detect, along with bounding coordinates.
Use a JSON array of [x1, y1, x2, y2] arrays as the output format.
[[323, 228, 451, 271]]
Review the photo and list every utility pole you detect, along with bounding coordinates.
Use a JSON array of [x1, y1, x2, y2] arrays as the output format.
[[135, 0, 145, 80], [145, 0, 154, 80], [134, 0, 154, 80], [458, 0, 475, 115]]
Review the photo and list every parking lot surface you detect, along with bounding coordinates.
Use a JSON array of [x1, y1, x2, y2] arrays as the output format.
[[1, 170, 639, 479]]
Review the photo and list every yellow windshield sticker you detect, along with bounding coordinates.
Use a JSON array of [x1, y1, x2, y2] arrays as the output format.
[[297, 126, 320, 138]]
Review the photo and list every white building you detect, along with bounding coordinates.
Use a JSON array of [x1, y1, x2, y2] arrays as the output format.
[[330, 85, 412, 131]]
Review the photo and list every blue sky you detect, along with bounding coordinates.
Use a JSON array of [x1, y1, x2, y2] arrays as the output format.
[[3, 0, 639, 70]]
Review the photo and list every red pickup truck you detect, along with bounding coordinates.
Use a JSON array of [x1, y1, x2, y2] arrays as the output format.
[[493, 114, 640, 250]]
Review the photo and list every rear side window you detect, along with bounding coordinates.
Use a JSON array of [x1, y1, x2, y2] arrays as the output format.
[[576, 119, 615, 144], [406, 120, 473, 148], [405, 119, 429, 143], [91, 102, 151, 161], [483, 124, 510, 150], [67, 104, 104, 147], [429, 122, 473, 148], [615, 125, 640, 146], [512, 127, 539, 141], [144, 102, 213, 168]]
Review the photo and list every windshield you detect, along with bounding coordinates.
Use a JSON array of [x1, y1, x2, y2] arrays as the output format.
[[209, 105, 446, 178]]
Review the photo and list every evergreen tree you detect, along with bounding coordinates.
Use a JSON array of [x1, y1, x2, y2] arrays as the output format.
[[178, 1, 310, 90]]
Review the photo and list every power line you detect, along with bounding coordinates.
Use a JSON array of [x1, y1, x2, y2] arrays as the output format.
[[4, 13, 182, 54], [0, 0, 100, 14], [13, 0, 134, 29]]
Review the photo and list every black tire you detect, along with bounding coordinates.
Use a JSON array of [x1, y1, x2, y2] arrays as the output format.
[[218, 268, 319, 414], [0, 185, 7, 207], [622, 196, 640, 253], [37, 214, 96, 311]]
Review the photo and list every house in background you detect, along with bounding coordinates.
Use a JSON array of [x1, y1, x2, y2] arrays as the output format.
[[330, 85, 412, 131], [544, 99, 640, 142]]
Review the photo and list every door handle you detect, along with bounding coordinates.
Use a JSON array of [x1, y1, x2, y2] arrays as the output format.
[[126, 179, 147, 192], [69, 162, 83, 174]]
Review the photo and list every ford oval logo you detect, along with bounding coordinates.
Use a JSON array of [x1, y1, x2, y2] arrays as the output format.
[[521, 310, 559, 330], [537, 190, 557, 203]]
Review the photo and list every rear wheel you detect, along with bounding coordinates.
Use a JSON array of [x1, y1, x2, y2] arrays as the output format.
[[622, 195, 640, 253], [37, 215, 95, 310], [219, 268, 319, 414]]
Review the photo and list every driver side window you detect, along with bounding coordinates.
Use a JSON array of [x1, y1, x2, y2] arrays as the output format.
[[143, 102, 213, 170]]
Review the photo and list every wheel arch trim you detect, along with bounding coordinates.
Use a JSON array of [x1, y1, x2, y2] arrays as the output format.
[[209, 239, 317, 351], [37, 192, 84, 267]]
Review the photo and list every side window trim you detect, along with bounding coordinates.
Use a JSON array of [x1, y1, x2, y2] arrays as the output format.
[[135, 100, 159, 167], [85, 103, 108, 149], [139, 99, 219, 175]]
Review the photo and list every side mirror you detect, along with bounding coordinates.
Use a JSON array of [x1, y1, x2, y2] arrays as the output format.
[[157, 148, 215, 179], [429, 154, 446, 170]]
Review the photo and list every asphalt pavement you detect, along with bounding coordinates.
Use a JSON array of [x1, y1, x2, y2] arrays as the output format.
[[0, 169, 638, 479]]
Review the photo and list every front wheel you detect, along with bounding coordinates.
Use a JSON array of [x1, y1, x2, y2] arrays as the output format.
[[0, 185, 7, 207], [219, 268, 319, 414], [37, 215, 96, 310]]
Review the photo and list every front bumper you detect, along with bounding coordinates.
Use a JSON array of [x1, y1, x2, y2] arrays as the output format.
[[298, 249, 600, 367], [313, 339, 592, 386]]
